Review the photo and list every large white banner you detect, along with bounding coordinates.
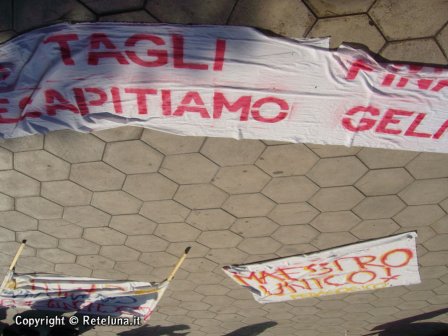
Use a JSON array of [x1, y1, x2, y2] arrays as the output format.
[[0, 272, 166, 320], [222, 232, 420, 303], [0, 23, 447, 152]]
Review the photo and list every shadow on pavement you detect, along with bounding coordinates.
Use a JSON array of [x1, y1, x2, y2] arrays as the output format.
[[117, 324, 190, 336], [364, 307, 448, 336], [0, 308, 277, 336], [223, 321, 277, 336]]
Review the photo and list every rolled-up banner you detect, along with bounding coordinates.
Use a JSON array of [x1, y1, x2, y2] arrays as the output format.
[[0, 272, 167, 320], [0, 23, 447, 152]]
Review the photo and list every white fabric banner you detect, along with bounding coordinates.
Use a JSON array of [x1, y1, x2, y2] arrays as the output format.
[[0, 23, 447, 152], [0, 272, 166, 320], [222, 232, 420, 303]]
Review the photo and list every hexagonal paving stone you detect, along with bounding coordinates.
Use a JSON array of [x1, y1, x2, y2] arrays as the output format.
[[406, 153, 448, 179], [262, 176, 318, 203], [141, 129, 204, 154], [0, 227, 15, 242], [437, 23, 448, 55], [37, 249, 76, 264], [83, 227, 127, 246], [312, 232, 358, 249], [63, 205, 110, 228], [174, 184, 228, 209], [381, 39, 447, 64], [45, 131, 105, 163], [100, 245, 140, 262], [0, 148, 12, 170], [70, 162, 126, 191], [59, 238, 100, 255], [160, 153, 218, 184], [17, 231, 58, 249], [272, 225, 319, 245], [394, 205, 445, 227], [269, 202, 319, 225], [350, 219, 399, 239], [14, 150, 70, 181], [186, 209, 235, 231], [198, 231, 242, 249], [256, 144, 319, 177], [140, 252, 179, 268], [92, 126, 143, 142], [370, 0, 448, 40], [212, 166, 271, 194], [311, 211, 360, 232], [276, 243, 316, 257], [55, 263, 92, 277], [181, 258, 218, 273], [195, 284, 230, 296], [92, 191, 142, 215], [80, 0, 144, 14], [420, 252, 448, 266], [223, 194, 275, 217], [355, 168, 413, 196], [114, 261, 154, 275], [305, 0, 374, 17], [109, 214, 156, 235], [146, 0, 235, 24], [424, 235, 448, 252], [39, 219, 83, 239], [231, 217, 278, 238], [0, 0, 12, 30], [0, 211, 38, 231], [155, 223, 200, 242], [14, 0, 94, 31], [353, 196, 406, 219], [238, 237, 281, 254], [125, 235, 169, 252], [16, 197, 63, 219], [357, 147, 419, 169], [306, 144, 360, 158], [230, 0, 315, 37], [0, 135, 43, 152], [399, 179, 448, 205], [432, 216, 448, 234], [201, 138, 265, 167], [307, 157, 367, 187], [16, 257, 54, 273], [309, 186, 364, 212], [0, 171, 40, 197], [78, 255, 115, 270], [167, 242, 210, 259], [103, 141, 163, 174], [123, 173, 178, 201], [140, 200, 190, 223], [0, 193, 14, 211], [309, 14, 385, 52], [41, 181, 92, 206], [99, 10, 157, 22]]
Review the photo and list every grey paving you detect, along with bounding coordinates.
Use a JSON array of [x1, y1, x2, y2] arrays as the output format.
[[0, 1, 447, 335]]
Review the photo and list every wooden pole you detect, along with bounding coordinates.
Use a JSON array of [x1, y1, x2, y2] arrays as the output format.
[[166, 247, 191, 282], [0, 240, 27, 289], [8, 240, 27, 271]]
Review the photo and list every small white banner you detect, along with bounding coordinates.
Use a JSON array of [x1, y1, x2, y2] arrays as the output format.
[[223, 232, 420, 303], [0, 23, 447, 152], [0, 273, 167, 320]]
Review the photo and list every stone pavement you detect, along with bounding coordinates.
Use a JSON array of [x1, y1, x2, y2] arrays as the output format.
[[0, 0, 448, 335]]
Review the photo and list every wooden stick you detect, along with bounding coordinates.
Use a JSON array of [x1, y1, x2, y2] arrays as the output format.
[[166, 247, 191, 282], [0, 240, 27, 289], [9, 240, 27, 271]]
